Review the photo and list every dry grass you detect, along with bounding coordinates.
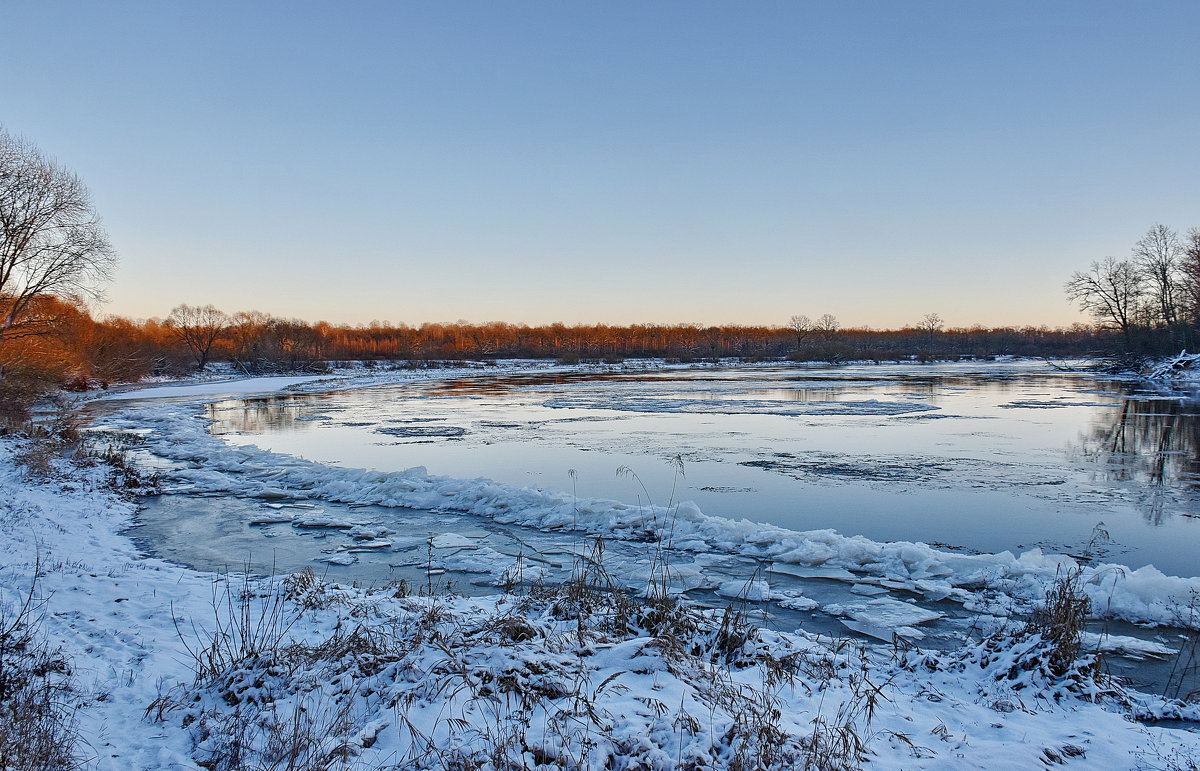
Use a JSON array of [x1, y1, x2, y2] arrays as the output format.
[[1027, 566, 1092, 678], [0, 562, 84, 771], [173, 574, 304, 687], [151, 542, 893, 771], [1164, 591, 1200, 705]]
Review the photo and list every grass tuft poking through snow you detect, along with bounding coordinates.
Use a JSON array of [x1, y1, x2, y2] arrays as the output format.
[[147, 544, 891, 770]]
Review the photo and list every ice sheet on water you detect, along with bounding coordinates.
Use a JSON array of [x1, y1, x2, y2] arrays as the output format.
[[850, 583, 889, 596], [824, 597, 944, 627], [343, 540, 392, 551], [1081, 632, 1179, 660], [716, 579, 771, 601], [375, 425, 467, 438], [743, 451, 1067, 489], [94, 375, 339, 401], [317, 553, 358, 565], [769, 563, 859, 581], [430, 533, 477, 549], [999, 399, 1118, 409], [840, 619, 926, 641], [248, 512, 294, 525], [292, 513, 359, 529], [440, 546, 512, 575], [542, 395, 938, 416]]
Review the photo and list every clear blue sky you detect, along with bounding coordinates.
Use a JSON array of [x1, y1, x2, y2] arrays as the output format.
[[4, 1, 1198, 328]]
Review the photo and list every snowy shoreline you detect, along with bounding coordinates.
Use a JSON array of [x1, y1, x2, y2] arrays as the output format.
[[4, 362, 1200, 768], [91, 362, 1200, 631]]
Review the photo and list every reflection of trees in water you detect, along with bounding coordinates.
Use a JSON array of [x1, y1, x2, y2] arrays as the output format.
[[208, 394, 321, 434], [1077, 399, 1199, 524]]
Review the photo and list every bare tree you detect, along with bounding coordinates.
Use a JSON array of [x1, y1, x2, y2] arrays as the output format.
[[917, 313, 944, 335], [226, 309, 276, 370], [917, 312, 944, 352], [0, 127, 115, 343], [1065, 257, 1143, 347], [167, 304, 230, 371], [788, 314, 813, 349], [1184, 227, 1200, 331], [1132, 224, 1184, 329], [815, 313, 840, 342]]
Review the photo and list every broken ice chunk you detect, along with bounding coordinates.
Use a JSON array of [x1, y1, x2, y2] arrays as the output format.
[[430, 533, 476, 549], [850, 584, 889, 597], [316, 553, 358, 566], [828, 597, 943, 628], [841, 619, 926, 641], [292, 513, 357, 529], [248, 512, 293, 525], [1081, 632, 1178, 660], [716, 579, 771, 602]]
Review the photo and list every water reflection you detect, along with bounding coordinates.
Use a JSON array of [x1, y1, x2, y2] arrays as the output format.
[[1078, 400, 1199, 487], [209, 394, 330, 434], [1072, 398, 1200, 525]]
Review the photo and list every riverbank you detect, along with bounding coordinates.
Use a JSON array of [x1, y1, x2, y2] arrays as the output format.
[[3, 368, 1200, 768]]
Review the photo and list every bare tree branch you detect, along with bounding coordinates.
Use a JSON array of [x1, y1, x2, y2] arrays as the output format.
[[1132, 223, 1184, 329], [0, 126, 115, 343], [1065, 257, 1142, 346]]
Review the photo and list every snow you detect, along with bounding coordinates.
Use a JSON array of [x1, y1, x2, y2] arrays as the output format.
[[92, 374, 340, 401], [1147, 351, 1200, 387], [4, 367, 1200, 768]]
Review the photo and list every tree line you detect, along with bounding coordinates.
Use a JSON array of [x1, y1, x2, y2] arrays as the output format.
[[1066, 224, 1200, 353], [2, 297, 1113, 383]]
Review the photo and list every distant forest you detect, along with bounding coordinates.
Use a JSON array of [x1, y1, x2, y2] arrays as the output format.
[[3, 294, 1115, 390]]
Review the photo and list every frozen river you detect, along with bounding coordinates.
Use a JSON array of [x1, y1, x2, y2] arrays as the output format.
[[104, 360, 1200, 689], [187, 361, 1198, 575]]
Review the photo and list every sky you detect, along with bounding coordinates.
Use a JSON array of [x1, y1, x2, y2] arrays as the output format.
[[3, 1, 1198, 329]]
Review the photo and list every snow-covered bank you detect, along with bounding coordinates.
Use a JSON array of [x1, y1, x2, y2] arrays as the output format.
[[1148, 352, 1200, 391], [9, 364, 1200, 768], [0, 439, 220, 768], [90, 374, 340, 401], [86, 357, 700, 404], [4, 435, 1200, 769]]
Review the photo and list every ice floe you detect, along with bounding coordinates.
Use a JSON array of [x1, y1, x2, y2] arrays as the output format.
[[543, 395, 939, 416]]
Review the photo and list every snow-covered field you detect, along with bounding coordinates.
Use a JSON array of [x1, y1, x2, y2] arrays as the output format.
[[3, 363, 1200, 769]]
